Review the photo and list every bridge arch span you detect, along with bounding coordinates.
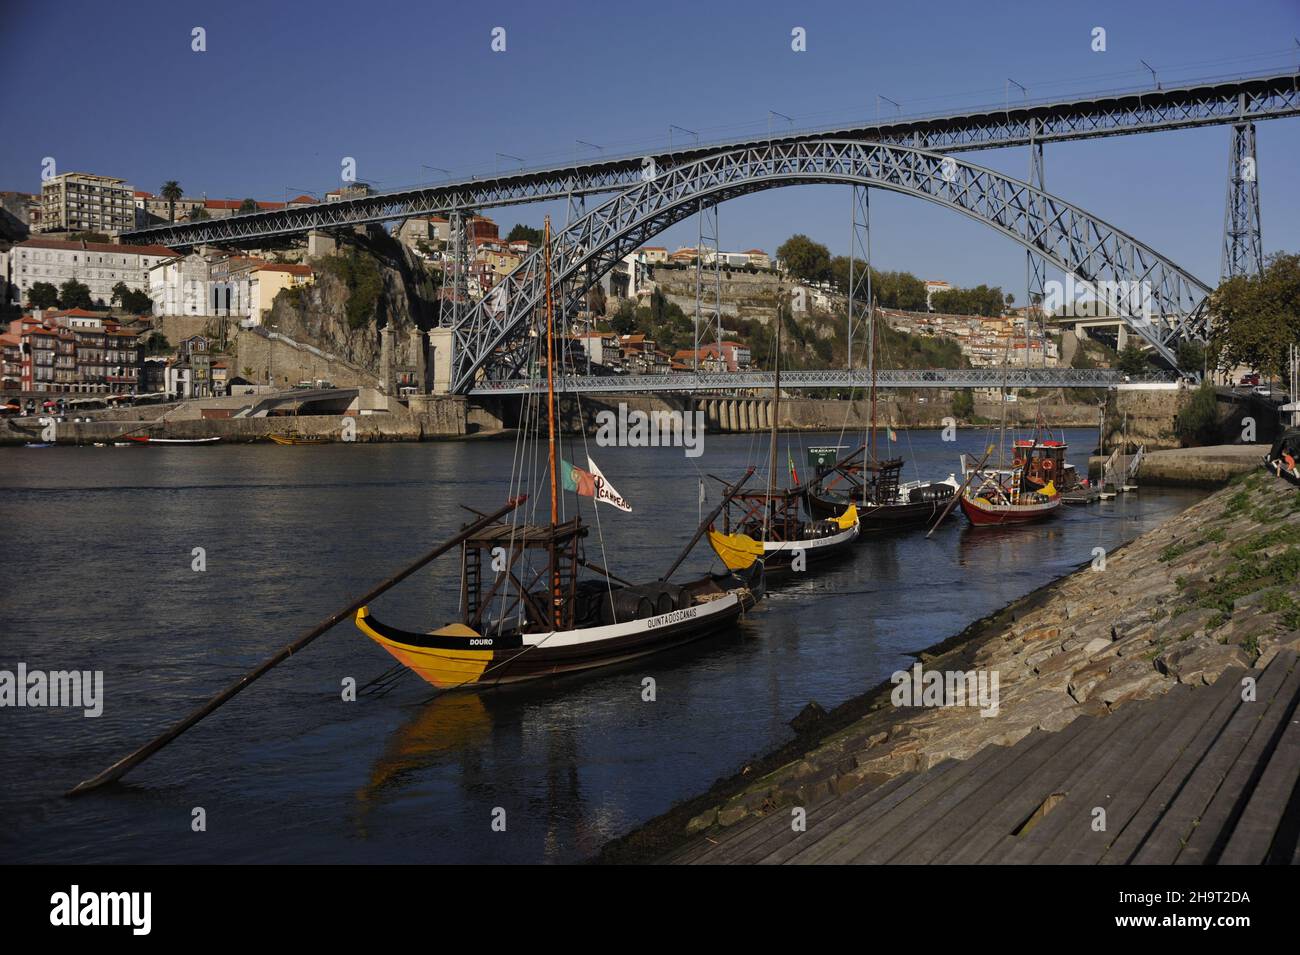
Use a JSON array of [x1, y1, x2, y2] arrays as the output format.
[[452, 140, 1211, 393]]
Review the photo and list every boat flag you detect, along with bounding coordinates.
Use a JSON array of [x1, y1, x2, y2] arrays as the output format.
[[586, 456, 632, 511], [560, 458, 596, 497], [699, 479, 707, 506], [787, 449, 799, 484], [887, 426, 898, 442]]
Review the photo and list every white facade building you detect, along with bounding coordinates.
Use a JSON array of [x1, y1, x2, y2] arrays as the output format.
[[4, 238, 176, 307]]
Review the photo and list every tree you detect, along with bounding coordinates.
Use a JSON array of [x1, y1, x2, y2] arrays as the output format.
[[610, 299, 637, 335], [951, 389, 975, 419], [238, 198, 258, 213], [58, 279, 93, 310], [121, 288, 152, 314], [187, 206, 210, 221], [777, 234, 831, 284], [1208, 252, 1300, 381], [1176, 339, 1206, 374], [161, 181, 183, 222], [111, 281, 130, 307], [506, 224, 543, 245], [930, 284, 1007, 317], [1116, 342, 1149, 376], [142, 331, 171, 355], [1175, 380, 1222, 446], [28, 282, 59, 309]]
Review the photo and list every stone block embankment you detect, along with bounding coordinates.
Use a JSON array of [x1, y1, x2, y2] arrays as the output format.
[[1089, 444, 1267, 488], [0, 398, 468, 444]]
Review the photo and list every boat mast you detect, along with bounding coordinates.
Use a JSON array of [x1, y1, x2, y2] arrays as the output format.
[[869, 295, 878, 464], [543, 217, 559, 527], [765, 306, 782, 539], [543, 217, 561, 628]]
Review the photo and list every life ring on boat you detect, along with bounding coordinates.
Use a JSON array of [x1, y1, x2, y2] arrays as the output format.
[[1041, 459, 1054, 472], [1012, 456, 1025, 468]]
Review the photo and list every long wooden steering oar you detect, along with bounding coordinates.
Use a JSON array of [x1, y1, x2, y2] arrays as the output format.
[[926, 444, 994, 539], [67, 494, 528, 796]]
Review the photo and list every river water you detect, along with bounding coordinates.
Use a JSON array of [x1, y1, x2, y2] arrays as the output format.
[[0, 427, 1203, 863]]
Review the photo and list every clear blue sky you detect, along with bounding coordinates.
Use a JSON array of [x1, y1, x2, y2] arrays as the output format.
[[2, 0, 1298, 295]]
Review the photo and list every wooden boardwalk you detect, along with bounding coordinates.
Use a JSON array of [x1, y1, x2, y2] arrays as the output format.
[[670, 650, 1300, 865]]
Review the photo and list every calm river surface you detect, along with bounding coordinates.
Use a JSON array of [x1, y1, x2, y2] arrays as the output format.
[[1, 428, 1203, 863]]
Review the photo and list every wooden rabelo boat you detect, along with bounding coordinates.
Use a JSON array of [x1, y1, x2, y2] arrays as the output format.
[[957, 449, 1063, 526], [354, 218, 764, 690], [705, 294, 859, 578], [708, 488, 859, 576], [268, 433, 329, 445], [804, 445, 959, 532], [124, 435, 221, 445], [803, 284, 956, 533]]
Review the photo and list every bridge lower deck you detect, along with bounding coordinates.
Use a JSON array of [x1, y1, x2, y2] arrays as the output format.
[[669, 649, 1300, 865]]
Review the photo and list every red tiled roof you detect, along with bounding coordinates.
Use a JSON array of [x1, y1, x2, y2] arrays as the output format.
[[254, 263, 313, 276], [288, 195, 317, 204], [17, 237, 177, 258], [204, 199, 286, 210]]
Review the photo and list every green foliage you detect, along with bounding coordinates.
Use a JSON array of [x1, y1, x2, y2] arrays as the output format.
[[929, 284, 1008, 317], [777, 234, 832, 283], [161, 181, 182, 221], [28, 281, 59, 309], [1116, 343, 1149, 376], [828, 258, 929, 311], [187, 206, 210, 221], [1159, 541, 1195, 563], [238, 198, 258, 213], [319, 248, 383, 329], [58, 279, 93, 310], [506, 224, 542, 245], [1174, 380, 1221, 447], [142, 331, 170, 355], [1208, 251, 1300, 380], [951, 389, 975, 419], [1176, 339, 1205, 373], [69, 231, 110, 244]]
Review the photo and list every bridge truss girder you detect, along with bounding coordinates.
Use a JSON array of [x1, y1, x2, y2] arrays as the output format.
[[450, 139, 1213, 393], [468, 367, 1168, 396], [121, 72, 1300, 252]]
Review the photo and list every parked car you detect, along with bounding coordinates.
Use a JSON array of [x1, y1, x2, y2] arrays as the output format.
[[1240, 373, 1261, 386]]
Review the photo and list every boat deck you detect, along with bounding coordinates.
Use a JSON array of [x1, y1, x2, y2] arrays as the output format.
[[667, 649, 1300, 864]]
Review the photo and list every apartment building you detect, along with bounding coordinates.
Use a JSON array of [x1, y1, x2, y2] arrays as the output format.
[[4, 237, 176, 306], [39, 172, 136, 235], [9, 310, 142, 393]]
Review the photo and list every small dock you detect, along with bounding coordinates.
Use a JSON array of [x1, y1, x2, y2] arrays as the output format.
[[669, 650, 1300, 865]]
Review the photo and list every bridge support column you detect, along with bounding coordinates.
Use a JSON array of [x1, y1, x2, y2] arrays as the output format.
[[379, 326, 394, 395], [409, 328, 427, 393], [306, 230, 336, 257], [1222, 116, 1263, 280], [428, 328, 453, 394]]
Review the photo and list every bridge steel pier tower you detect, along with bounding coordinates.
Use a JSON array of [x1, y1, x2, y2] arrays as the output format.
[[694, 200, 723, 371], [1221, 107, 1263, 280], [1026, 122, 1048, 366]]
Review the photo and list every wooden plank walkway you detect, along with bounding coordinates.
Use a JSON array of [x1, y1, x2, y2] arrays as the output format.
[[674, 650, 1300, 865]]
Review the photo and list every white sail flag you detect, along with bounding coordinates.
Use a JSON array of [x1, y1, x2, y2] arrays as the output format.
[[586, 456, 632, 512]]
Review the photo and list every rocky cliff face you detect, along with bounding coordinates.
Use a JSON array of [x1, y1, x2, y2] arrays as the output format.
[[265, 231, 438, 376]]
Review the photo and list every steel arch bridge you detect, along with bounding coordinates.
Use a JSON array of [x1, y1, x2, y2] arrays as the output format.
[[448, 139, 1212, 394]]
